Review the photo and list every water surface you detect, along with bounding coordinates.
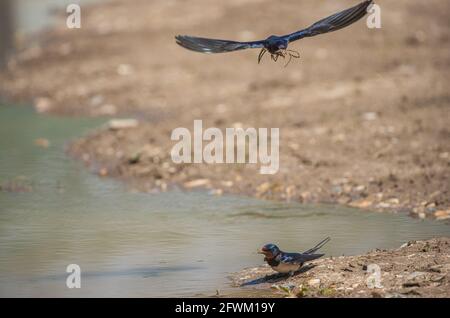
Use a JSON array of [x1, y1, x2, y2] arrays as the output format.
[[0, 105, 448, 297]]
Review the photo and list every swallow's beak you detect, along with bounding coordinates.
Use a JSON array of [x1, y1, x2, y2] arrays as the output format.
[[257, 249, 265, 255]]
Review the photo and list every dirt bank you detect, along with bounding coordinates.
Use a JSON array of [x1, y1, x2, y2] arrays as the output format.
[[0, 0, 449, 220], [230, 238, 450, 298]]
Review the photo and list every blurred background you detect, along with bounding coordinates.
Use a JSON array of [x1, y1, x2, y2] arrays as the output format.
[[0, 0, 14, 68], [2, 0, 445, 214], [0, 0, 449, 297], [0, 0, 102, 68]]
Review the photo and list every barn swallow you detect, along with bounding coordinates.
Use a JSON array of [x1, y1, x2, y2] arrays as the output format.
[[176, 1, 373, 65], [258, 237, 331, 275]]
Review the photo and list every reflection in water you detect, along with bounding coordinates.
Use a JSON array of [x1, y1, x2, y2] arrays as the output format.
[[40, 265, 204, 281], [228, 210, 329, 219], [0, 105, 449, 297]]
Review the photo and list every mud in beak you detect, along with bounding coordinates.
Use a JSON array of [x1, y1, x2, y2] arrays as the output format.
[[257, 249, 266, 255]]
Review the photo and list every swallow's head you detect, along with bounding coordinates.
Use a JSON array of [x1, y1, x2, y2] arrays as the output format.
[[265, 36, 288, 53], [258, 243, 281, 259]]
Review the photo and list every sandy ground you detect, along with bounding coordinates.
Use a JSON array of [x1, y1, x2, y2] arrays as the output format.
[[3, 0, 448, 220], [231, 238, 450, 298]]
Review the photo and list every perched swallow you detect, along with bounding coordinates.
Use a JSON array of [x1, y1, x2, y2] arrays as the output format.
[[176, 1, 373, 65], [259, 237, 331, 275]]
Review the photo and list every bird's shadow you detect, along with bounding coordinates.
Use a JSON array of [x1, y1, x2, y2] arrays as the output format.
[[240, 264, 316, 287]]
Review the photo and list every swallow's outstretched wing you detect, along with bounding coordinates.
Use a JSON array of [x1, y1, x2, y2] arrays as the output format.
[[287, 0, 373, 42], [175, 0, 373, 55], [175, 35, 265, 54]]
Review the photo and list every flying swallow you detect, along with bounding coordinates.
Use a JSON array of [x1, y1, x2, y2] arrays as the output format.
[[176, 1, 373, 65]]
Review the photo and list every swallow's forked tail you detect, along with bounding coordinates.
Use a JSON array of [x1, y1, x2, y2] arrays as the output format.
[[303, 237, 331, 255]]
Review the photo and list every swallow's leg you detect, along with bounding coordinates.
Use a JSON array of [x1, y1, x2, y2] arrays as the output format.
[[271, 50, 287, 63], [258, 48, 267, 64], [287, 49, 300, 60], [283, 49, 300, 67], [273, 49, 291, 68], [284, 55, 292, 67]]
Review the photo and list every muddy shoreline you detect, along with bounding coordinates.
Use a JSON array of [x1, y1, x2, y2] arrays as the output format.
[[230, 238, 450, 298]]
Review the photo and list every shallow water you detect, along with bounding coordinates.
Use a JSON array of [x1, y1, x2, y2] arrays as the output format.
[[0, 105, 448, 297]]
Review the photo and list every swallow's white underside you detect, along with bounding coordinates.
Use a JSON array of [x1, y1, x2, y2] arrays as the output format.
[[271, 262, 301, 274]]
